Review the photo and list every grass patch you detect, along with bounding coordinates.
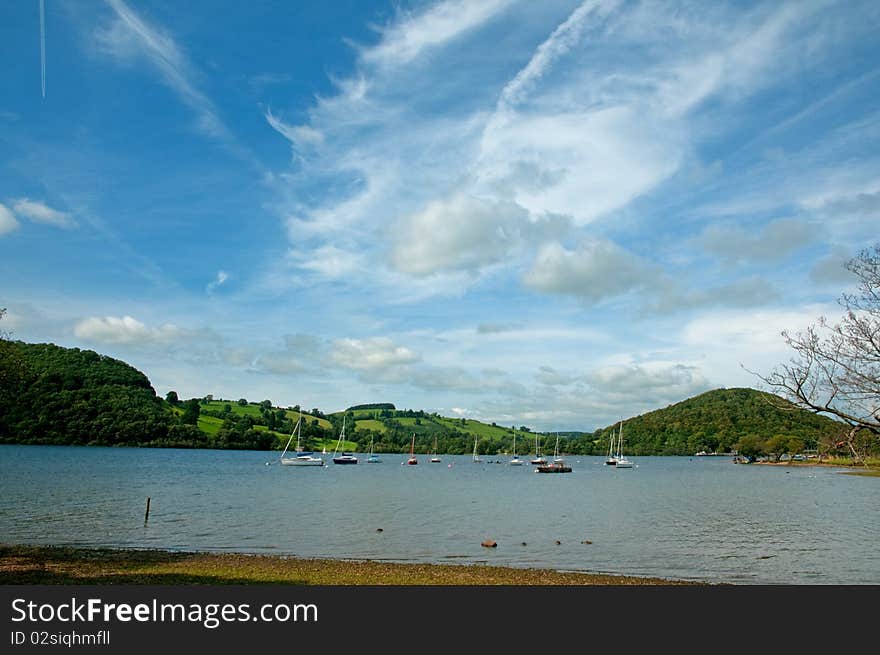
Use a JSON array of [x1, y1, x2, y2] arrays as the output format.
[[354, 419, 386, 433], [197, 415, 223, 436]]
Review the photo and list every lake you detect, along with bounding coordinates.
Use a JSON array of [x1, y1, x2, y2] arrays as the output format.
[[1, 445, 878, 584]]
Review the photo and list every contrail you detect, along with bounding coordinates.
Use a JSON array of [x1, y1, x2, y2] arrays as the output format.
[[39, 0, 46, 99]]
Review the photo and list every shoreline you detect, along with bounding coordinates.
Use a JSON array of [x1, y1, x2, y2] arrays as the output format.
[[0, 544, 702, 586]]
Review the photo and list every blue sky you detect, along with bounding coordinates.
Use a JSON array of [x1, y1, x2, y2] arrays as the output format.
[[1, 0, 878, 431]]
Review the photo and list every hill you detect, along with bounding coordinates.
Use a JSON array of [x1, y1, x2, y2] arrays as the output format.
[[569, 387, 844, 456], [0, 341, 176, 447], [0, 341, 847, 456]]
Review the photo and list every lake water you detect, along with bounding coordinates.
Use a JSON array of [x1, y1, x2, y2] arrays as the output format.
[[1, 445, 878, 584]]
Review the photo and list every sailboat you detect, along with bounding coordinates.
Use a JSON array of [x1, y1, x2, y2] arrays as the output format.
[[366, 435, 382, 463], [280, 416, 324, 466], [406, 433, 418, 465], [472, 435, 482, 463], [509, 429, 524, 466], [615, 421, 633, 468], [530, 433, 547, 465], [332, 415, 358, 464], [536, 433, 571, 473], [605, 424, 618, 466], [430, 435, 441, 463]]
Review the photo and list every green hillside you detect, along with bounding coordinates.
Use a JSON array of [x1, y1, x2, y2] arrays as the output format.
[[0, 341, 850, 457], [0, 341, 178, 447], [570, 387, 845, 456]]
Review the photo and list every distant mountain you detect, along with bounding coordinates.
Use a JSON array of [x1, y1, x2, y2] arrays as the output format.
[[575, 387, 843, 456]]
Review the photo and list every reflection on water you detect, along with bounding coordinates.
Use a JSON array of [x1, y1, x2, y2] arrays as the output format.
[[1, 445, 878, 584]]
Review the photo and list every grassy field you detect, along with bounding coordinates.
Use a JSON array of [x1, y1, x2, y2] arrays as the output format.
[[0, 544, 697, 585], [354, 419, 387, 433], [199, 401, 333, 430], [197, 415, 224, 436]]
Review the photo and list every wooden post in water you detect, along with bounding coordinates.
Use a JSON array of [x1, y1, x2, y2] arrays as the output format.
[[144, 497, 151, 526]]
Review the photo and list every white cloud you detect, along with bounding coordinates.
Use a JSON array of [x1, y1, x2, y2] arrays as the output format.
[[0, 203, 19, 235], [331, 337, 421, 374], [390, 193, 533, 276], [476, 107, 684, 225], [206, 270, 229, 293], [266, 109, 324, 158], [588, 363, 710, 403], [681, 306, 834, 354], [362, 0, 514, 68], [498, 0, 617, 111], [295, 245, 365, 280], [12, 199, 75, 228], [522, 239, 652, 302], [73, 315, 181, 345]]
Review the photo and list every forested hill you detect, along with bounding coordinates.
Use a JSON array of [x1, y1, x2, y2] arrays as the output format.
[[0, 341, 846, 455], [576, 387, 843, 456], [0, 341, 176, 446]]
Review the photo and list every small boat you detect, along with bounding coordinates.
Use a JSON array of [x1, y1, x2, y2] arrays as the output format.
[[509, 429, 524, 466], [332, 415, 358, 465], [536, 433, 571, 473], [530, 432, 547, 465], [605, 423, 618, 466], [366, 435, 382, 463], [472, 435, 482, 463], [614, 422, 633, 468], [279, 416, 324, 466], [406, 433, 418, 465], [430, 435, 441, 463]]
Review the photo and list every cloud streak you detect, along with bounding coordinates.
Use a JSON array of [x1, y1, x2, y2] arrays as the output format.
[[96, 0, 230, 141], [12, 199, 75, 228]]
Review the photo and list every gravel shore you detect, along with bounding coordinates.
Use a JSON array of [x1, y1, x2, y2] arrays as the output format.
[[0, 544, 700, 585]]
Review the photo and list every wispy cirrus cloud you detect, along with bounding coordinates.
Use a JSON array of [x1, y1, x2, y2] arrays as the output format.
[[263, 0, 840, 305], [0, 203, 19, 236], [95, 0, 229, 141], [361, 0, 516, 68], [12, 199, 76, 228]]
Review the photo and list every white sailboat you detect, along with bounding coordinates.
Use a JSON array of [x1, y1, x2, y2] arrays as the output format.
[[509, 429, 524, 466], [472, 435, 482, 463], [280, 416, 324, 466], [615, 421, 633, 468], [430, 435, 441, 463], [530, 432, 547, 465], [605, 423, 618, 466]]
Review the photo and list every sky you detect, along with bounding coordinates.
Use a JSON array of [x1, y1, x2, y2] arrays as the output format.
[[1, 0, 878, 432]]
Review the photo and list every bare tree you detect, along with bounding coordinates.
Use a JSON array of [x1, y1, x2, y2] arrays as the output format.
[[754, 245, 879, 463]]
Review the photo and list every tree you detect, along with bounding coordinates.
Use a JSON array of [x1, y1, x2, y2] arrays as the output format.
[[180, 398, 201, 426], [755, 244, 880, 463], [165, 390, 179, 405], [238, 398, 248, 406], [735, 434, 765, 460]]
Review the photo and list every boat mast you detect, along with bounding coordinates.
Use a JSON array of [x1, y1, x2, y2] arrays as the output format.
[[334, 415, 346, 456], [280, 416, 300, 459]]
